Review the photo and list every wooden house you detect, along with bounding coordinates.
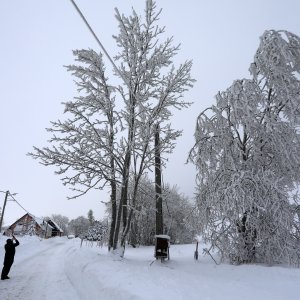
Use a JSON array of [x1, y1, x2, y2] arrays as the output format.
[[6, 213, 63, 238]]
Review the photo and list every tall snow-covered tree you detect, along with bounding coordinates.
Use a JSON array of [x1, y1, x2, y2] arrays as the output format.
[[29, 1, 194, 255], [87, 209, 95, 226], [189, 30, 300, 265]]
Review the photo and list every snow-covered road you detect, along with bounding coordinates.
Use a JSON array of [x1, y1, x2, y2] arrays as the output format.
[[1, 236, 300, 300], [0, 238, 80, 299], [0, 237, 143, 299]]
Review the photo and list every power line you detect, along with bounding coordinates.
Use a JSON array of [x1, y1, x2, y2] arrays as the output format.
[[8, 191, 30, 214], [1, 190, 31, 214], [69, 0, 129, 87]]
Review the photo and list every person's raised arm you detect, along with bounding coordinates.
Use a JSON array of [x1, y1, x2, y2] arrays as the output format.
[[12, 235, 19, 247]]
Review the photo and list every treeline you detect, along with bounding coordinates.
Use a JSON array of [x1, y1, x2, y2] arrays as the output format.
[[52, 176, 198, 247], [109, 176, 198, 246]]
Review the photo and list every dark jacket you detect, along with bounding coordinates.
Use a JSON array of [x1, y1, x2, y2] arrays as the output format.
[[4, 238, 19, 264]]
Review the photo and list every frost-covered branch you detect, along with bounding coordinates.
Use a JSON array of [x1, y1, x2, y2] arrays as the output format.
[[189, 30, 300, 266]]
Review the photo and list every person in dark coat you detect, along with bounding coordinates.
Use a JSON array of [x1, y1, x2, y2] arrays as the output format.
[[1, 235, 19, 280]]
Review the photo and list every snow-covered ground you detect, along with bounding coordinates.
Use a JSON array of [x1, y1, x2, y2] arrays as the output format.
[[0, 236, 300, 300]]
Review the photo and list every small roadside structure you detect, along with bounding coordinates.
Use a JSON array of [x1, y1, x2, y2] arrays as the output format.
[[154, 235, 170, 262], [44, 218, 64, 237]]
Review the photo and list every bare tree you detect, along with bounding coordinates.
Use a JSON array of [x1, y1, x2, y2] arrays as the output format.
[[111, 1, 194, 254], [29, 1, 194, 255]]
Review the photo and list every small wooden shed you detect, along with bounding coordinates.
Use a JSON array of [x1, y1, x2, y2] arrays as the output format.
[[45, 218, 64, 237]]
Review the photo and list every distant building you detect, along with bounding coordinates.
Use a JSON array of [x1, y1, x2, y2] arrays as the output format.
[[5, 213, 63, 238], [43, 217, 64, 237]]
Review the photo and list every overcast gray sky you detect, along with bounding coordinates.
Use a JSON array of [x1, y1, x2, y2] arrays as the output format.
[[1, 0, 300, 225]]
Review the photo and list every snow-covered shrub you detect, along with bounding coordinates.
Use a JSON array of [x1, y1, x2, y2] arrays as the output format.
[[80, 221, 108, 246]]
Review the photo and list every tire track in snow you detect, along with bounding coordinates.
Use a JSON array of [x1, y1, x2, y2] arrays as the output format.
[[0, 239, 80, 300], [1, 238, 140, 300], [64, 246, 140, 300]]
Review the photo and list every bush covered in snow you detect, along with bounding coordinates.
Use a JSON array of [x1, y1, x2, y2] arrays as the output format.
[[80, 221, 108, 245]]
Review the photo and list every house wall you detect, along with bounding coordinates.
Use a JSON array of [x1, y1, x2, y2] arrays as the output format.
[[10, 214, 34, 235], [9, 214, 45, 237], [7, 214, 60, 238], [44, 223, 53, 238]]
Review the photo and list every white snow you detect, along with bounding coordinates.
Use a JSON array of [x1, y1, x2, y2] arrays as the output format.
[[0, 236, 300, 300], [154, 234, 170, 239]]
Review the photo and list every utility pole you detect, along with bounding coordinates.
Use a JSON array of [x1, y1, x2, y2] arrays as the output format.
[[0, 191, 9, 233]]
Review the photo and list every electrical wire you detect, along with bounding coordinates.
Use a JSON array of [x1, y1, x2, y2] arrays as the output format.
[[8, 191, 31, 214], [69, 0, 129, 87]]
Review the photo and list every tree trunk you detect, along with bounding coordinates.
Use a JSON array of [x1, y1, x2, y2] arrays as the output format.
[[113, 93, 136, 251], [238, 211, 256, 263], [108, 112, 117, 251], [108, 179, 117, 251], [155, 124, 163, 235], [113, 149, 131, 250], [128, 215, 138, 247]]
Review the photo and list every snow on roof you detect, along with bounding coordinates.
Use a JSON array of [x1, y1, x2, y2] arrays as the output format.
[[45, 223, 55, 230], [155, 235, 170, 239], [48, 220, 64, 233], [28, 213, 44, 226], [8, 213, 56, 232], [27, 213, 54, 230]]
